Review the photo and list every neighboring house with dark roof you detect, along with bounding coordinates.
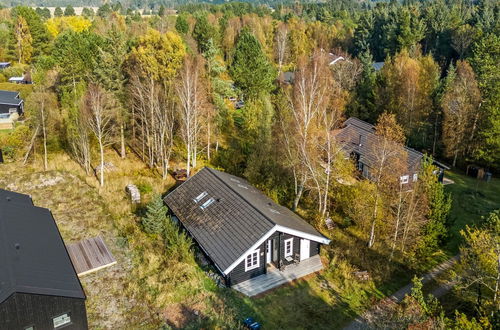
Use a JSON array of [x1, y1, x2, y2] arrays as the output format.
[[0, 90, 24, 118], [164, 167, 330, 291], [372, 61, 384, 71], [0, 189, 88, 330], [334, 117, 448, 185]]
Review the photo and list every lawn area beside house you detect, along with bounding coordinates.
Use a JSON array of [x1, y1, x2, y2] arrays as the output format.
[[444, 170, 500, 253]]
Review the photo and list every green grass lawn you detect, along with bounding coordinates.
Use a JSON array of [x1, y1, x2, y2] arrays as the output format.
[[444, 170, 500, 253]]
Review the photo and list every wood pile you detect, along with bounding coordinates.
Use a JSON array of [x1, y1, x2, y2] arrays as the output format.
[[126, 184, 141, 204]]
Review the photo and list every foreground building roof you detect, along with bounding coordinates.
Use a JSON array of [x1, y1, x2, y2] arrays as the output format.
[[0, 189, 85, 303]]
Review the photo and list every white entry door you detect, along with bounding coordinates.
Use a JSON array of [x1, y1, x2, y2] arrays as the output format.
[[300, 239, 310, 261], [266, 240, 272, 263]]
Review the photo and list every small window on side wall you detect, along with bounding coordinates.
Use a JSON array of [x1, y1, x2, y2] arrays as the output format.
[[24, 326, 34, 330], [413, 173, 418, 182], [53, 313, 71, 329], [245, 249, 260, 271], [400, 175, 409, 184]]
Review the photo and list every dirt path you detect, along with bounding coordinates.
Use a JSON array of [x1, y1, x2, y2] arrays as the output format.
[[343, 255, 460, 330]]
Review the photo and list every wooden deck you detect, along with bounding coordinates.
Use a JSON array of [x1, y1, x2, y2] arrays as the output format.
[[232, 255, 324, 297], [66, 236, 117, 276]]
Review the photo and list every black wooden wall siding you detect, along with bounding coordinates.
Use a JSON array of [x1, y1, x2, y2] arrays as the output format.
[[227, 240, 267, 286], [0, 293, 88, 330], [227, 231, 322, 286]]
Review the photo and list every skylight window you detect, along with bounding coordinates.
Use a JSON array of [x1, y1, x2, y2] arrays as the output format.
[[237, 184, 248, 189], [269, 208, 281, 214], [200, 198, 215, 210], [193, 191, 208, 203], [230, 178, 240, 183]]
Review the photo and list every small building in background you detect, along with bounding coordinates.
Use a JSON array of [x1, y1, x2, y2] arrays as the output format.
[[0, 90, 24, 129], [8, 71, 32, 85], [372, 62, 385, 71], [0, 189, 88, 330], [0, 62, 10, 69], [333, 117, 449, 184]]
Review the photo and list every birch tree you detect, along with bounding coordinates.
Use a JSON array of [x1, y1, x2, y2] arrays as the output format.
[[275, 22, 289, 75], [26, 92, 57, 171], [84, 84, 116, 187], [366, 112, 407, 248], [176, 55, 208, 177], [280, 51, 333, 211], [442, 60, 481, 167]]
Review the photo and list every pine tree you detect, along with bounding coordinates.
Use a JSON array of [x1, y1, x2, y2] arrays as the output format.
[[142, 195, 168, 235], [54, 7, 63, 17], [64, 6, 76, 17], [175, 14, 189, 34], [230, 28, 276, 98]]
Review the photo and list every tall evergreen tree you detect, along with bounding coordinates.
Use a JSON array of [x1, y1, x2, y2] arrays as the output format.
[[54, 7, 63, 17], [230, 29, 276, 98], [64, 6, 76, 17]]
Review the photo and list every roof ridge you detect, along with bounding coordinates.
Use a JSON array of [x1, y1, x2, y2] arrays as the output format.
[[205, 167, 277, 227]]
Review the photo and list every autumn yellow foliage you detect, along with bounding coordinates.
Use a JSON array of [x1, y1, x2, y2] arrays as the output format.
[[46, 17, 92, 38]]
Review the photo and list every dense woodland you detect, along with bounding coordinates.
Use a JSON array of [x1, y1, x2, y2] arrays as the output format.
[[0, 1, 498, 328]]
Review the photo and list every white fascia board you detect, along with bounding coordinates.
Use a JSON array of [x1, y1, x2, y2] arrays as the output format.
[[275, 225, 331, 245], [223, 225, 278, 275], [222, 224, 331, 275]]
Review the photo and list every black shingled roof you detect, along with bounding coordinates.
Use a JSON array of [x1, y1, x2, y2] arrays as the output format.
[[0, 190, 85, 303], [0, 90, 22, 106], [164, 167, 329, 274], [336, 117, 423, 171]]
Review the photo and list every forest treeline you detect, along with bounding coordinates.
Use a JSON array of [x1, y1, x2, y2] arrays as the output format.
[[0, 1, 498, 326]]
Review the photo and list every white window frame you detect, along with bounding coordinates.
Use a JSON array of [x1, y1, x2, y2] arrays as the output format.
[[284, 238, 293, 257], [413, 173, 418, 182], [245, 249, 260, 271], [400, 175, 409, 184], [53, 313, 71, 328]]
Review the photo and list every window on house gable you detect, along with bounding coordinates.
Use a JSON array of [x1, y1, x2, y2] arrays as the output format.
[[400, 175, 409, 184], [53, 313, 71, 329], [284, 238, 293, 257], [193, 191, 208, 203], [200, 198, 215, 210], [245, 249, 260, 271]]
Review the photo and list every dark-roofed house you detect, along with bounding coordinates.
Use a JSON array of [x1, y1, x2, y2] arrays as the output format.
[[0, 189, 88, 330], [334, 117, 448, 185], [0, 90, 24, 118], [164, 167, 330, 296]]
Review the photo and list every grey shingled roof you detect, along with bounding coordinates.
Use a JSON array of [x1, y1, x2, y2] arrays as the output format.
[[336, 117, 423, 171], [0, 188, 33, 205], [0, 90, 22, 106], [0, 191, 85, 303], [164, 167, 328, 273]]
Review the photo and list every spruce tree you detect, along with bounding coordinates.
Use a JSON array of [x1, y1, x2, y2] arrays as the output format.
[[54, 7, 63, 17], [64, 6, 75, 17], [142, 195, 168, 235], [230, 28, 276, 98]]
